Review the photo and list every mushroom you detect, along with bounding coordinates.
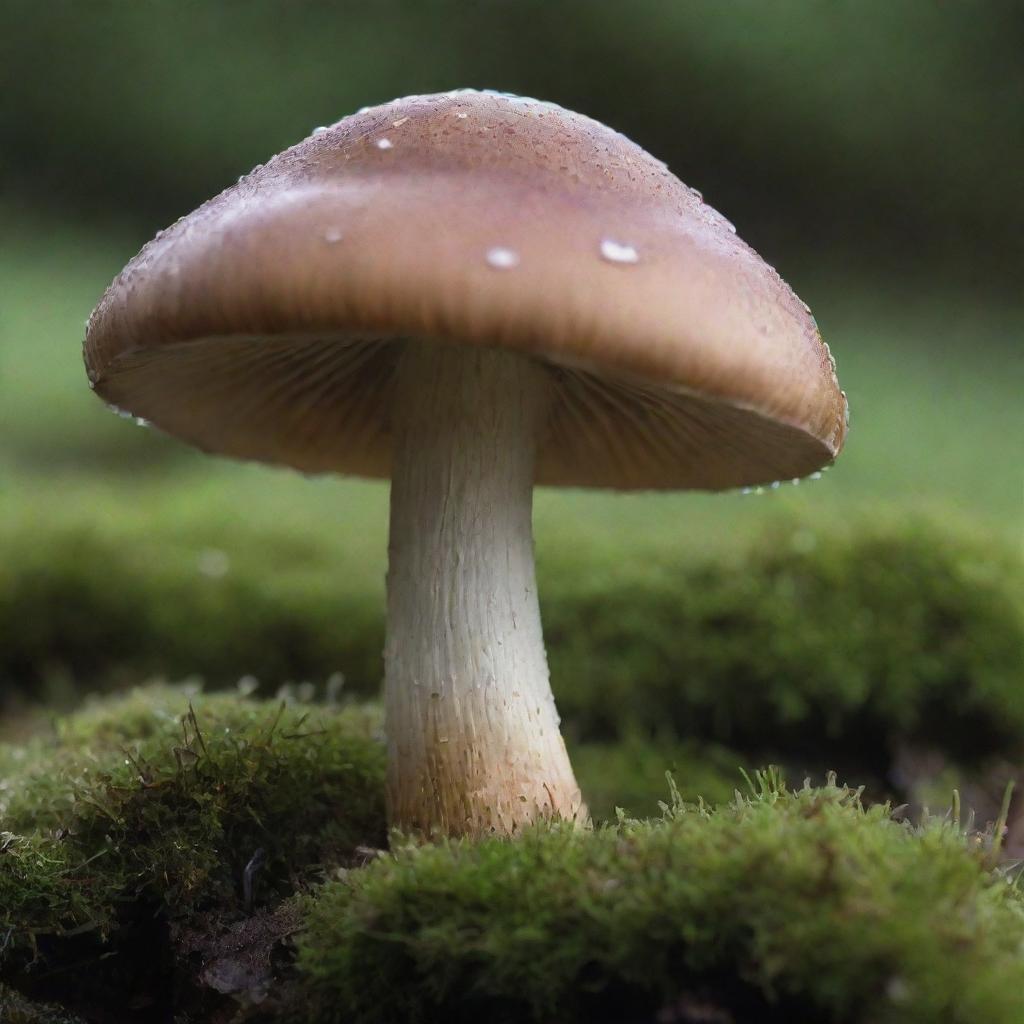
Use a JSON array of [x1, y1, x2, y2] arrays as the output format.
[[84, 90, 847, 838]]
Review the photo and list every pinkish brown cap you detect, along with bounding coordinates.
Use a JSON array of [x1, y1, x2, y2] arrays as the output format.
[[85, 89, 847, 489]]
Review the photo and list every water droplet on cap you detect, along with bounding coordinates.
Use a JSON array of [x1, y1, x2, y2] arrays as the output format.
[[486, 247, 520, 269], [323, 227, 343, 244], [375, 138, 393, 150], [599, 239, 639, 264]]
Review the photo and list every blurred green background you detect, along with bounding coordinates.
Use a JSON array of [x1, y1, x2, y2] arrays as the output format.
[[2, 0, 1022, 508], [1, 1, 1022, 811]]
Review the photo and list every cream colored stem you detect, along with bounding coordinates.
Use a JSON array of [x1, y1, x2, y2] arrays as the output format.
[[384, 341, 586, 837]]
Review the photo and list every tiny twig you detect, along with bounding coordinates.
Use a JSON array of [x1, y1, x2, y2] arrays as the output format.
[[243, 847, 267, 912], [187, 702, 209, 758], [263, 702, 286, 745], [121, 746, 153, 786], [992, 780, 1016, 861]]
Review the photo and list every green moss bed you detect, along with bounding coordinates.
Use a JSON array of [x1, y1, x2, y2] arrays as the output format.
[[3, 517, 1023, 786], [3, 688, 1024, 1023]]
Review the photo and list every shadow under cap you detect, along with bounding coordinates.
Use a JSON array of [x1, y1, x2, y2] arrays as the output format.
[[85, 90, 848, 490]]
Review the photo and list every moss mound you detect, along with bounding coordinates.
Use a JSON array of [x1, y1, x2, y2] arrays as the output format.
[[4, 692, 1023, 1023], [544, 522, 1024, 769], [0, 523, 384, 708], [2, 519, 1022, 781], [0, 985, 87, 1024], [0, 687, 386, 1018], [297, 773, 1024, 1024]]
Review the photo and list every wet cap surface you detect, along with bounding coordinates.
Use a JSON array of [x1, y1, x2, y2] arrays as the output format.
[[85, 90, 848, 490]]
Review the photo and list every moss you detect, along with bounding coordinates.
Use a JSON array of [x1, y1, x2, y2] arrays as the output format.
[[0, 524, 384, 709], [6, 694, 1024, 1023], [2, 518, 1021, 784], [544, 520, 1024, 770], [0, 985, 88, 1024], [296, 773, 1024, 1024], [0, 686, 386, 1013]]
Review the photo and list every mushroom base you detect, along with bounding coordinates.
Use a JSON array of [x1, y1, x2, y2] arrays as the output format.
[[385, 341, 586, 837]]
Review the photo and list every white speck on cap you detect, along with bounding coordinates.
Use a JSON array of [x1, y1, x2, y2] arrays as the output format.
[[485, 247, 520, 269], [599, 239, 640, 264]]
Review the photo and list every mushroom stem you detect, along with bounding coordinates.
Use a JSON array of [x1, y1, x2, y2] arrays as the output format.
[[385, 341, 586, 837]]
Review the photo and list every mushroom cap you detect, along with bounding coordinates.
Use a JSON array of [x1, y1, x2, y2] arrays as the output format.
[[85, 90, 847, 490]]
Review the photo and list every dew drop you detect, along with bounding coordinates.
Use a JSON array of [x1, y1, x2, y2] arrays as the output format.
[[375, 138, 393, 150], [485, 246, 520, 269], [312, 125, 330, 135], [323, 227, 343, 244], [599, 238, 639, 264], [810, 471, 823, 481], [134, 417, 148, 428]]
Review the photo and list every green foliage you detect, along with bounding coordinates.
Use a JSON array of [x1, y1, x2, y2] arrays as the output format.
[[296, 773, 1024, 1024], [2, 3, 1020, 281], [0, 687, 386, 969], [3, 517, 1021, 784]]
